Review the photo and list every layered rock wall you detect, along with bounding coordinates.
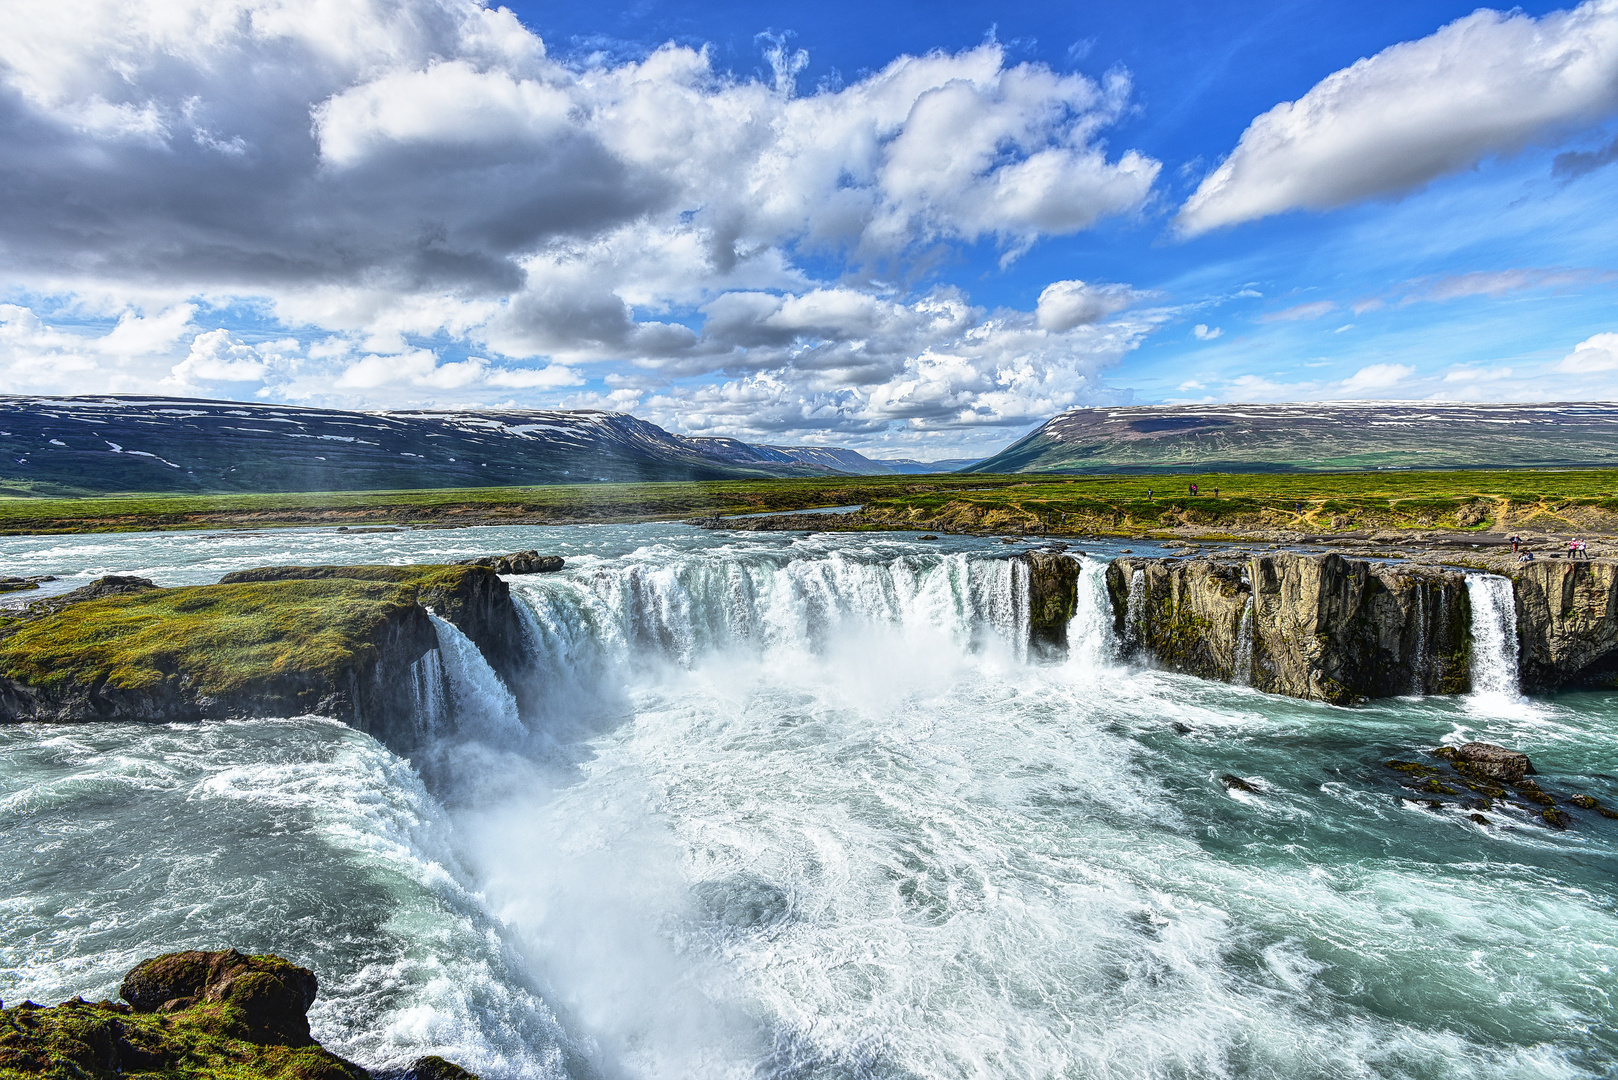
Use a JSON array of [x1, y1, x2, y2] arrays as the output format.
[[1104, 553, 1470, 704], [1512, 560, 1618, 691], [1020, 552, 1082, 656]]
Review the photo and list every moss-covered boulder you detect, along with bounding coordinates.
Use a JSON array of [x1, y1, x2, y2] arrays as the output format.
[[0, 951, 480, 1080], [121, 951, 317, 1045]]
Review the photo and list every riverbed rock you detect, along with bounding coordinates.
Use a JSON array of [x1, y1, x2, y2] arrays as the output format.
[[122, 950, 318, 1045], [1512, 559, 1618, 691], [1106, 553, 1469, 703], [1433, 742, 1537, 783], [456, 550, 564, 574]]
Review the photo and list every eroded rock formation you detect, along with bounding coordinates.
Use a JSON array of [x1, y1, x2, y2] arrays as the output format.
[[455, 550, 565, 575], [1020, 552, 1082, 656], [1105, 553, 1470, 704], [1511, 559, 1618, 691]]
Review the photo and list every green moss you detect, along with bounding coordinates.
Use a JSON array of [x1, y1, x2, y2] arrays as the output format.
[[1385, 760, 1438, 775], [1421, 778, 1460, 796], [0, 579, 420, 694], [0, 1000, 366, 1080]]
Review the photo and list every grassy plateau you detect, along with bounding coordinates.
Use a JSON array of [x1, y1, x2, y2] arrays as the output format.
[[0, 468, 1617, 537]]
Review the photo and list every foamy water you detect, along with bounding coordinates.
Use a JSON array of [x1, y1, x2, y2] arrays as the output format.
[[1, 526, 1615, 1079]]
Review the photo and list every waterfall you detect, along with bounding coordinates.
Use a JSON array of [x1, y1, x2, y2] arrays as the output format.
[[407, 648, 448, 738], [1408, 582, 1429, 695], [428, 612, 524, 739], [1068, 558, 1117, 669], [1123, 568, 1146, 654], [1465, 574, 1520, 698], [1233, 595, 1255, 686], [510, 550, 1031, 673]]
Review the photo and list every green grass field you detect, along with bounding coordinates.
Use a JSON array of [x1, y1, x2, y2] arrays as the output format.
[[3, 468, 1618, 536], [0, 474, 1026, 534], [853, 469, 1618, 536]]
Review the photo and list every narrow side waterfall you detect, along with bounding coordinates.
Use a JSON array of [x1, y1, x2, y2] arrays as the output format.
[[428, 612, 523, 738], [1409, 583, 1429, 694], [408, 648, 449, 737], [1465, 574, 1520, 698], [1067, 558, 1116, 669], [1123, 568, 1146, 653], [1234, 595, 1255, 686]]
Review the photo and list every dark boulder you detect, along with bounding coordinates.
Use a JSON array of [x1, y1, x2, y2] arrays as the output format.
[[403, 1055, 482, 1080], [1434, 742, 1536, 784], [456, 550, 564, 575]]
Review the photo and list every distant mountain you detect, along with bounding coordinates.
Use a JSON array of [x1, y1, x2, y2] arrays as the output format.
[[877, 458, 983, 475], [0, 396, 974, 496], [972, 402, 1618, 474]]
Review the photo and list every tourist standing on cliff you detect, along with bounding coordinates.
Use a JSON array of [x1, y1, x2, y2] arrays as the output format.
[[1510, 535, 1520, 553]]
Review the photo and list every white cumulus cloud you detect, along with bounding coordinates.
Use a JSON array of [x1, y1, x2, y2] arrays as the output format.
[[1557, 331, 1618, 372], [1179, 0, 1618, 235]]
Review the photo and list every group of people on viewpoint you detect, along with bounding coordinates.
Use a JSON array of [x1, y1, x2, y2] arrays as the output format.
[[1509, 535, 1594, 562]]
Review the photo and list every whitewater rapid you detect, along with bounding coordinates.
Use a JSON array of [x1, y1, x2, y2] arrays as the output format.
[[1, 525, 1615, 1079]]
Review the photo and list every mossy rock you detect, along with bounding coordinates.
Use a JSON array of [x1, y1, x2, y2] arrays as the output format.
[[0, 951, 483, 1080], [0, 579, 420, 695]]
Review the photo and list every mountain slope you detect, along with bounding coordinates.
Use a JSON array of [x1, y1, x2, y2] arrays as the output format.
[[973, 402, 1618, 473], [0, 397, 823, 495], [0, 397, 971, 496]]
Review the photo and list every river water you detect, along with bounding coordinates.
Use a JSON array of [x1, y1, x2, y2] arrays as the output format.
[[0, 525, 1615, 1079]]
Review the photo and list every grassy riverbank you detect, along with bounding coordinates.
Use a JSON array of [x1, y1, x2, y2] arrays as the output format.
[[850, 468, 1618, 538], [2, 468, 1618, 537], [0, 475, 1025, 534]]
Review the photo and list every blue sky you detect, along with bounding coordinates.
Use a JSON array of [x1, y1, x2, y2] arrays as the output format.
[[1, 0, 1616, 457]]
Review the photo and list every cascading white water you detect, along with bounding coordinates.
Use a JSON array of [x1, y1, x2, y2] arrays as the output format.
[[1124, 567, 1145, 652], [408, 648, 449, 738], [1234, 595, 1255, 686], [1465, 574, 1520, 698], [3, 525, 1614, 1080], [428, 612, 523, 739], [1067, 557, 1117, 669], [511, 548, 1032, 678]]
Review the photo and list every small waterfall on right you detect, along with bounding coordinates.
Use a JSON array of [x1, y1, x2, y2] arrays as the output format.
[[1465, 574, 1520, 699], [1123, 568, 1146, 654], [1233, 595, 1255, 686], [1068, 558, 1117, 669]]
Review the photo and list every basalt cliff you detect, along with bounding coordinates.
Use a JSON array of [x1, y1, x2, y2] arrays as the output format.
[[0, 554, 562, 748], [1021, 550, 1618, 703]]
